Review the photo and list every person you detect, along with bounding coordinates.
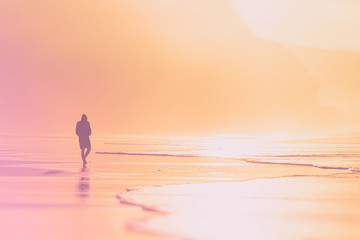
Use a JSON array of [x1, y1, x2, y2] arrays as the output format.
[[76, 114, 92, 165]]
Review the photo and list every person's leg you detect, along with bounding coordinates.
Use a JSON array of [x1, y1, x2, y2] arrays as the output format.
[[84, 147, 91, 161], [81, 148, 87, 164]]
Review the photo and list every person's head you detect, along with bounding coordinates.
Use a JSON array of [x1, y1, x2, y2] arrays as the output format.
[[81, 114, 87, 121]]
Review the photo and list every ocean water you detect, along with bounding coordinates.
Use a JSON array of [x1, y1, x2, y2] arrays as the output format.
[[98, 134, 360, 171]]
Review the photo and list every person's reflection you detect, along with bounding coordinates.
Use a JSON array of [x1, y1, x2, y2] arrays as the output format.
[[77, 166, 90, 198]]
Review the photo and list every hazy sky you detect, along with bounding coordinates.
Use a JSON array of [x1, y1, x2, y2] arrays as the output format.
[[1, 0, 359, 137], [231, 0, 360, 51]]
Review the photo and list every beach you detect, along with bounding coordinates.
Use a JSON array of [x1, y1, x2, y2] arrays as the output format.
[[1, 135, 360, 240], [2, 1, 360, 239]]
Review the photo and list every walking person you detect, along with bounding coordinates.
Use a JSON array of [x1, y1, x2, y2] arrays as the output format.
[[76, 114, 92, 165]]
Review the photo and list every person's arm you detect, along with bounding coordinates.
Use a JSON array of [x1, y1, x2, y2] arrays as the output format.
[[88, 122, 92, 136], [76, 122, 80, 136]]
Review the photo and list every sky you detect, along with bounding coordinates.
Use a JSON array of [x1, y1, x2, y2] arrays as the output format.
[[0, 0, 359, 137]]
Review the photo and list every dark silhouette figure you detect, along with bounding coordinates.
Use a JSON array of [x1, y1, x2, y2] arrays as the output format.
[[76, 114, 92, 165]]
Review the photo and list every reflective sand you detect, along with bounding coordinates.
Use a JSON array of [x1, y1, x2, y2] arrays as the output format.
[[120, 177, 360, 240]]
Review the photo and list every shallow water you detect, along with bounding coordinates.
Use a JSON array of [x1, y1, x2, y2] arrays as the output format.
[[99, 135, 360, 171]]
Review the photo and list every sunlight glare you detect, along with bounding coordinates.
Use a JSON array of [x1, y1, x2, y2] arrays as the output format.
[[189, 135, 286, 158]]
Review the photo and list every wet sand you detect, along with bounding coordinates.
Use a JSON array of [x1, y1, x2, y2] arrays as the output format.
[[120, 177, 360, 240], [0, 136, 359, 240]]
